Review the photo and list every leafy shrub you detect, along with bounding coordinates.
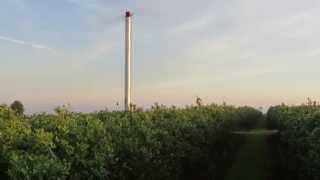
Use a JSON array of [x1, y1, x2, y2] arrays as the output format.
[[267, 104, 320, 180], [234, 106, 262, 130], [0, 103, 261, 179]]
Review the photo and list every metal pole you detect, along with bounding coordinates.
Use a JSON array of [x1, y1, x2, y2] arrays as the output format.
[[125, 11, 132, 111]]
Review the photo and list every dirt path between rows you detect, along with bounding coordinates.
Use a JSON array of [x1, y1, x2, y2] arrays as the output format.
[[225, 129, 278, 180]]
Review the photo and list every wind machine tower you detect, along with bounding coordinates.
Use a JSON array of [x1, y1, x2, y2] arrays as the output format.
[[124, 11, 133, 111]]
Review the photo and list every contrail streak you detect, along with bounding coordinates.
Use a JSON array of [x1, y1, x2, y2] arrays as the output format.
[[0, 35, 57, 53]]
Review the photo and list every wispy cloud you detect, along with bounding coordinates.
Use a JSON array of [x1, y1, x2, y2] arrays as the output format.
[[0, 35, 57, 53], [64, 38, 116, 69]]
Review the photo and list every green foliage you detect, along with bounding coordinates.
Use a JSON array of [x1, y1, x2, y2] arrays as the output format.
[[234, 106, 262, 130], [10, 101, 24, 116], [0, 103, 261, 180], [267, 104, 320, 180]]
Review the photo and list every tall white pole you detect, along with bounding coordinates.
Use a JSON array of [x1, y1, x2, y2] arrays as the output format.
[[125, 11, 132, 111]]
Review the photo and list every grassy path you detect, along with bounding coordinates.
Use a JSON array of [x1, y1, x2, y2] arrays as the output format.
[[225, 129, 277, 180]]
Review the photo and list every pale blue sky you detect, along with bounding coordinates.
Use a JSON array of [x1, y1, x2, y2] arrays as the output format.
[[0, 0, 319, 113]]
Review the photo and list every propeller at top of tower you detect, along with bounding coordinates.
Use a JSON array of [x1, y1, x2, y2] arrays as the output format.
[[125, 10, 133, 17]]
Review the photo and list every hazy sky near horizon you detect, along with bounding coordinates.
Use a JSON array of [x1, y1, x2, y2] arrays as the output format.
[[0, 0, 320, 113]]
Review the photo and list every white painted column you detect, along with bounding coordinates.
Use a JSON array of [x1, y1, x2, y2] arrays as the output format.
[[125, 11, 132, 111]]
